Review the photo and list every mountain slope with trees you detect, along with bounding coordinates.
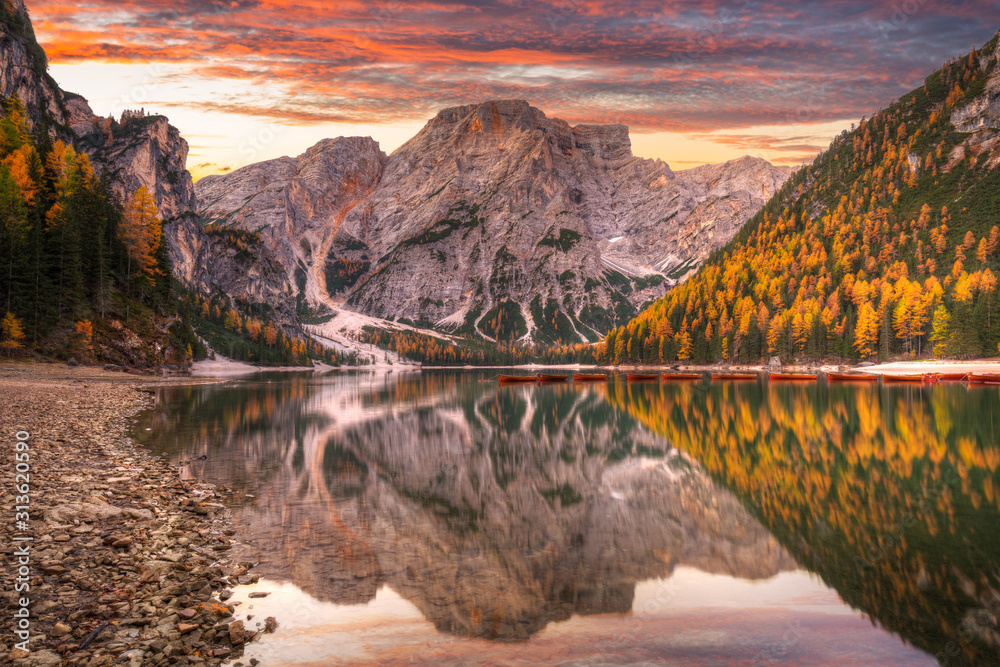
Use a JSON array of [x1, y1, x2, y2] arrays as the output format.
[[0, 91, 193, 363], [598, 31, 1000, 365], [0, 0, 347, 367]]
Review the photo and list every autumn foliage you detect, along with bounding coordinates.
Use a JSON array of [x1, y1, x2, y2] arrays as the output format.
[[0, 311, 25, 353], [611, 380, 1000, 663], [121, 186, 163, 283], [186, 291, 350, 366], [0, 93, 194, 363], [598, 43, 1000, 363]]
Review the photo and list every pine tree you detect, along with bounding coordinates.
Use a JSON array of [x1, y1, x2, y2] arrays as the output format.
[[676, 328, 693, 360], [0, 163, 27, 313]]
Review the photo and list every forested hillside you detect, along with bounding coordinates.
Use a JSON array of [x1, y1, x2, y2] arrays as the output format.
[[0, 0, 352, 368], [598, 32, 1000, 365], [0, 93, 202, 363]]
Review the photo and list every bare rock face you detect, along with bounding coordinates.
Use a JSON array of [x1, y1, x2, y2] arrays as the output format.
[[191, 100, 790, 344], [609, 155, 794, 278], [0, 2, 195, 222], [78, 112, 196, 220], [952, 41, 1000, 133], [0, 0, 70, 131], [195, 137, 386, 314]]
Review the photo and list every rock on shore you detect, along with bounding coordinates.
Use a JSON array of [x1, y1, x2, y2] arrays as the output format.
[[0, 363, 266, 666]]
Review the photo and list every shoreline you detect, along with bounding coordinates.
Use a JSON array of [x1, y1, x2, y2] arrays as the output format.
[[423, 359, 1000, 374], [0, 361, 271, 666]]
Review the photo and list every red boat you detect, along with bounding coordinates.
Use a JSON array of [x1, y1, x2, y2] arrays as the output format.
[[536, 373, 568, 382], [926, 372, 970, 382], [573, 373, 607, 382], [711, 373, 758, 381], [768, 372, 817, 382], [826, 372, 878, 383], [498, 375, 536, 384], [881, 374, 929, 384], [968, 373, 1000, 385], [662, 373, 704, 381], [626, 373, 659, 382]]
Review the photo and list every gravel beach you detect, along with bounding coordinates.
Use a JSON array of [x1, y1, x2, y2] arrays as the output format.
[[0, 362, 271, 667]]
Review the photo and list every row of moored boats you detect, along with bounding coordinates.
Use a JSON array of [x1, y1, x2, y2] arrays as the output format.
[[497, 371, 1000, 385]]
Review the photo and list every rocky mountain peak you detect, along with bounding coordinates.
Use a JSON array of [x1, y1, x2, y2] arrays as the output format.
[[77, 112, 196, 220], [0, 0, 69, 133], [3, 0, 26, 18], [187, 100, 790, 346], [572, 123, 632, 162], [421, 99, 634, 163], [434, 99, 546, 133]]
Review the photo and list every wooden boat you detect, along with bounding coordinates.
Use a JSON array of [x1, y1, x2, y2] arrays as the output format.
[[710, 372, 758, 381], [536, 373, 568, 382], [928, 372, 970, 382], [662, 373, 704, 381], [968, 373, 1000, 385], [626, 373, 659, 382], [573, 373, 607, 382], [768, 372, 818, 381], [498, 374, 536, 384], [880, 374, 928, 384], [826, 372, 878, 383]]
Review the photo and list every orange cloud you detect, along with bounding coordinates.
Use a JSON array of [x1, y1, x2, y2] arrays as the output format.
[[25, 0, 1000, 136]]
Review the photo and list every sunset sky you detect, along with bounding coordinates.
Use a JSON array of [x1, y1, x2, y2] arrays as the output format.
[[26, 0, 1000, 180]]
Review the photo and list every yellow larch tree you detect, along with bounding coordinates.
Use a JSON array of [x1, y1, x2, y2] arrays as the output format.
[[121, 187, 163, 284], [0, 311, 25, 354], [854, 301, 879, 359]]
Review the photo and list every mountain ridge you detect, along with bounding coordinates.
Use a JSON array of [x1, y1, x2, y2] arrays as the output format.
[[187, 99, 790, 347], [599, 30, 1000, 365]]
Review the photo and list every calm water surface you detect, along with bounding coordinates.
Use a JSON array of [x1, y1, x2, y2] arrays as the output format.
[[133, 371, 1000, 666]]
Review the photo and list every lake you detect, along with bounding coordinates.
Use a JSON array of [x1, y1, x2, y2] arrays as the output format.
[[133, 371, 1000, 666]]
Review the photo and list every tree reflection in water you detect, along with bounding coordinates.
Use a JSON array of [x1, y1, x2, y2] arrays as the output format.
[[609, 380, 1000, 665], [135, 372, 1000, 664]]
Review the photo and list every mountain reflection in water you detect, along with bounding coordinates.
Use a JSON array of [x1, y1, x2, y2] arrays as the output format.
[[608, 380, 1000, 666], [132, 372, 998, 665]]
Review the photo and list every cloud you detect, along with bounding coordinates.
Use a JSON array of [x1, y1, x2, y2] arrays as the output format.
[[26, 0, 1000, 136], [697, 133, 826, 154]]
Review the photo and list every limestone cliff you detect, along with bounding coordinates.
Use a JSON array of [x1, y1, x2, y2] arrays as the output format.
[[190, 138, 385, 319], [76, 110, 195, 221], [193, 100, 790, 344], [0, 0, 69, 132], [0, 0, 195, 221]]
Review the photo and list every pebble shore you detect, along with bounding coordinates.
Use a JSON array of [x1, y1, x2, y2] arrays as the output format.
[[0, 363, 271, 667]]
